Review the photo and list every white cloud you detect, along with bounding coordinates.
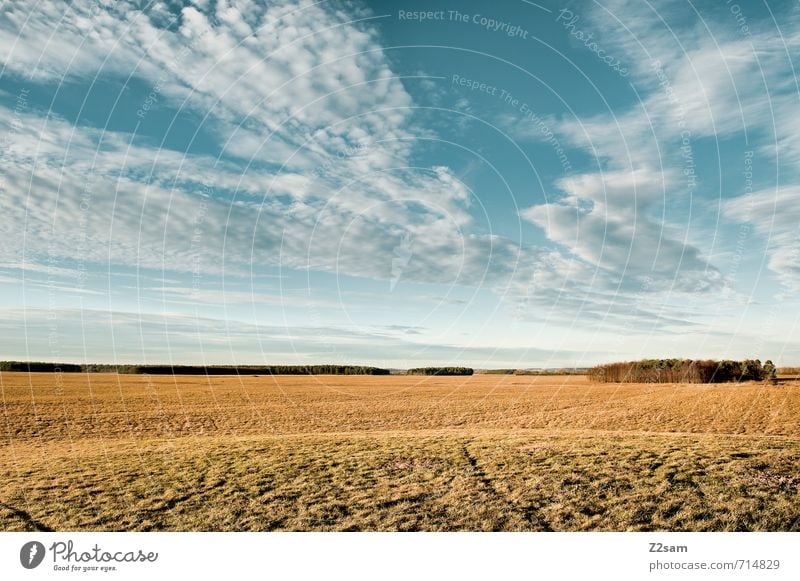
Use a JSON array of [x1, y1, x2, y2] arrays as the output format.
[[518, 0, 800, 304], [724, 187, 800, 291], [522, 167, 721, 294], [0, 1, 540, 296], [4, 0, 798, 340]]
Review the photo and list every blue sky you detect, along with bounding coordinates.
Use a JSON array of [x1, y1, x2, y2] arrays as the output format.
[[0, 0, 799, 367]]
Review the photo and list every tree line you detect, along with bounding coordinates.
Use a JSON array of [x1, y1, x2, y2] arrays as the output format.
[[0, 361, 83, 372], [406, 367, 474, 376], [0, 362, 391, 375], [588, 359, 777, 383], [477, 368, 587, 375]]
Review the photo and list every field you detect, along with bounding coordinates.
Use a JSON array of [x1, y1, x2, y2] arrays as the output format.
[[1, 372, 799, 531]]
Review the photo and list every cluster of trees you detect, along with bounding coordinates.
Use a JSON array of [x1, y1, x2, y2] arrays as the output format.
[[0, 361, 82, 372], [134, 365, 391, 375], [407, 367, 474, 376], [0, 362, 391, 375], [477, 368, 588, 375], [82, 364, 142, 373], [513, 368, 588, 376], [588, 359, 777, 384]]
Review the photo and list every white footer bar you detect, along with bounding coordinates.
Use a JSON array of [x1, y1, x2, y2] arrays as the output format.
[[1, 532, 797, 580]]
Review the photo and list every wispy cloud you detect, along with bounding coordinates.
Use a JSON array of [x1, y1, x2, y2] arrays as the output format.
[[2, 0, 799, 362], [517, 0, 800, 308], [0, 307, 589, 367], [724, 186, 800, 292], [0, 0, 544, 294]]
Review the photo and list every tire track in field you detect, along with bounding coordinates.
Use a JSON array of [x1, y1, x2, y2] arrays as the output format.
[[0, 500, 54, 531], [136, 475, 231, 525], [461, 439, 553, 531]]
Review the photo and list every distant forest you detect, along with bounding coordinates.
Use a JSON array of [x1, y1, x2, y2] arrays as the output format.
[[1, 362, 474, 376], [478, 368, 588, 375], [2, 360, 788, 381], [406, 367, 474, 376], [588, 359, 777, 383], [0, 362, 391, 375]]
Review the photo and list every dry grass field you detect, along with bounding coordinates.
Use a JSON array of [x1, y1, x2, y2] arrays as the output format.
[[1, 372, 799, 531]]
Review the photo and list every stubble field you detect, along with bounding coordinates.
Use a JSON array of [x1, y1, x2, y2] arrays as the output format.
[[1, 372, 799, 531]]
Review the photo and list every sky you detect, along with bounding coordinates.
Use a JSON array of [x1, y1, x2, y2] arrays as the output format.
[[0, 0, 799, 368]]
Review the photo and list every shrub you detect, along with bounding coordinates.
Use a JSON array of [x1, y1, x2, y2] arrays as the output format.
[[763, 360, 777, 383]]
